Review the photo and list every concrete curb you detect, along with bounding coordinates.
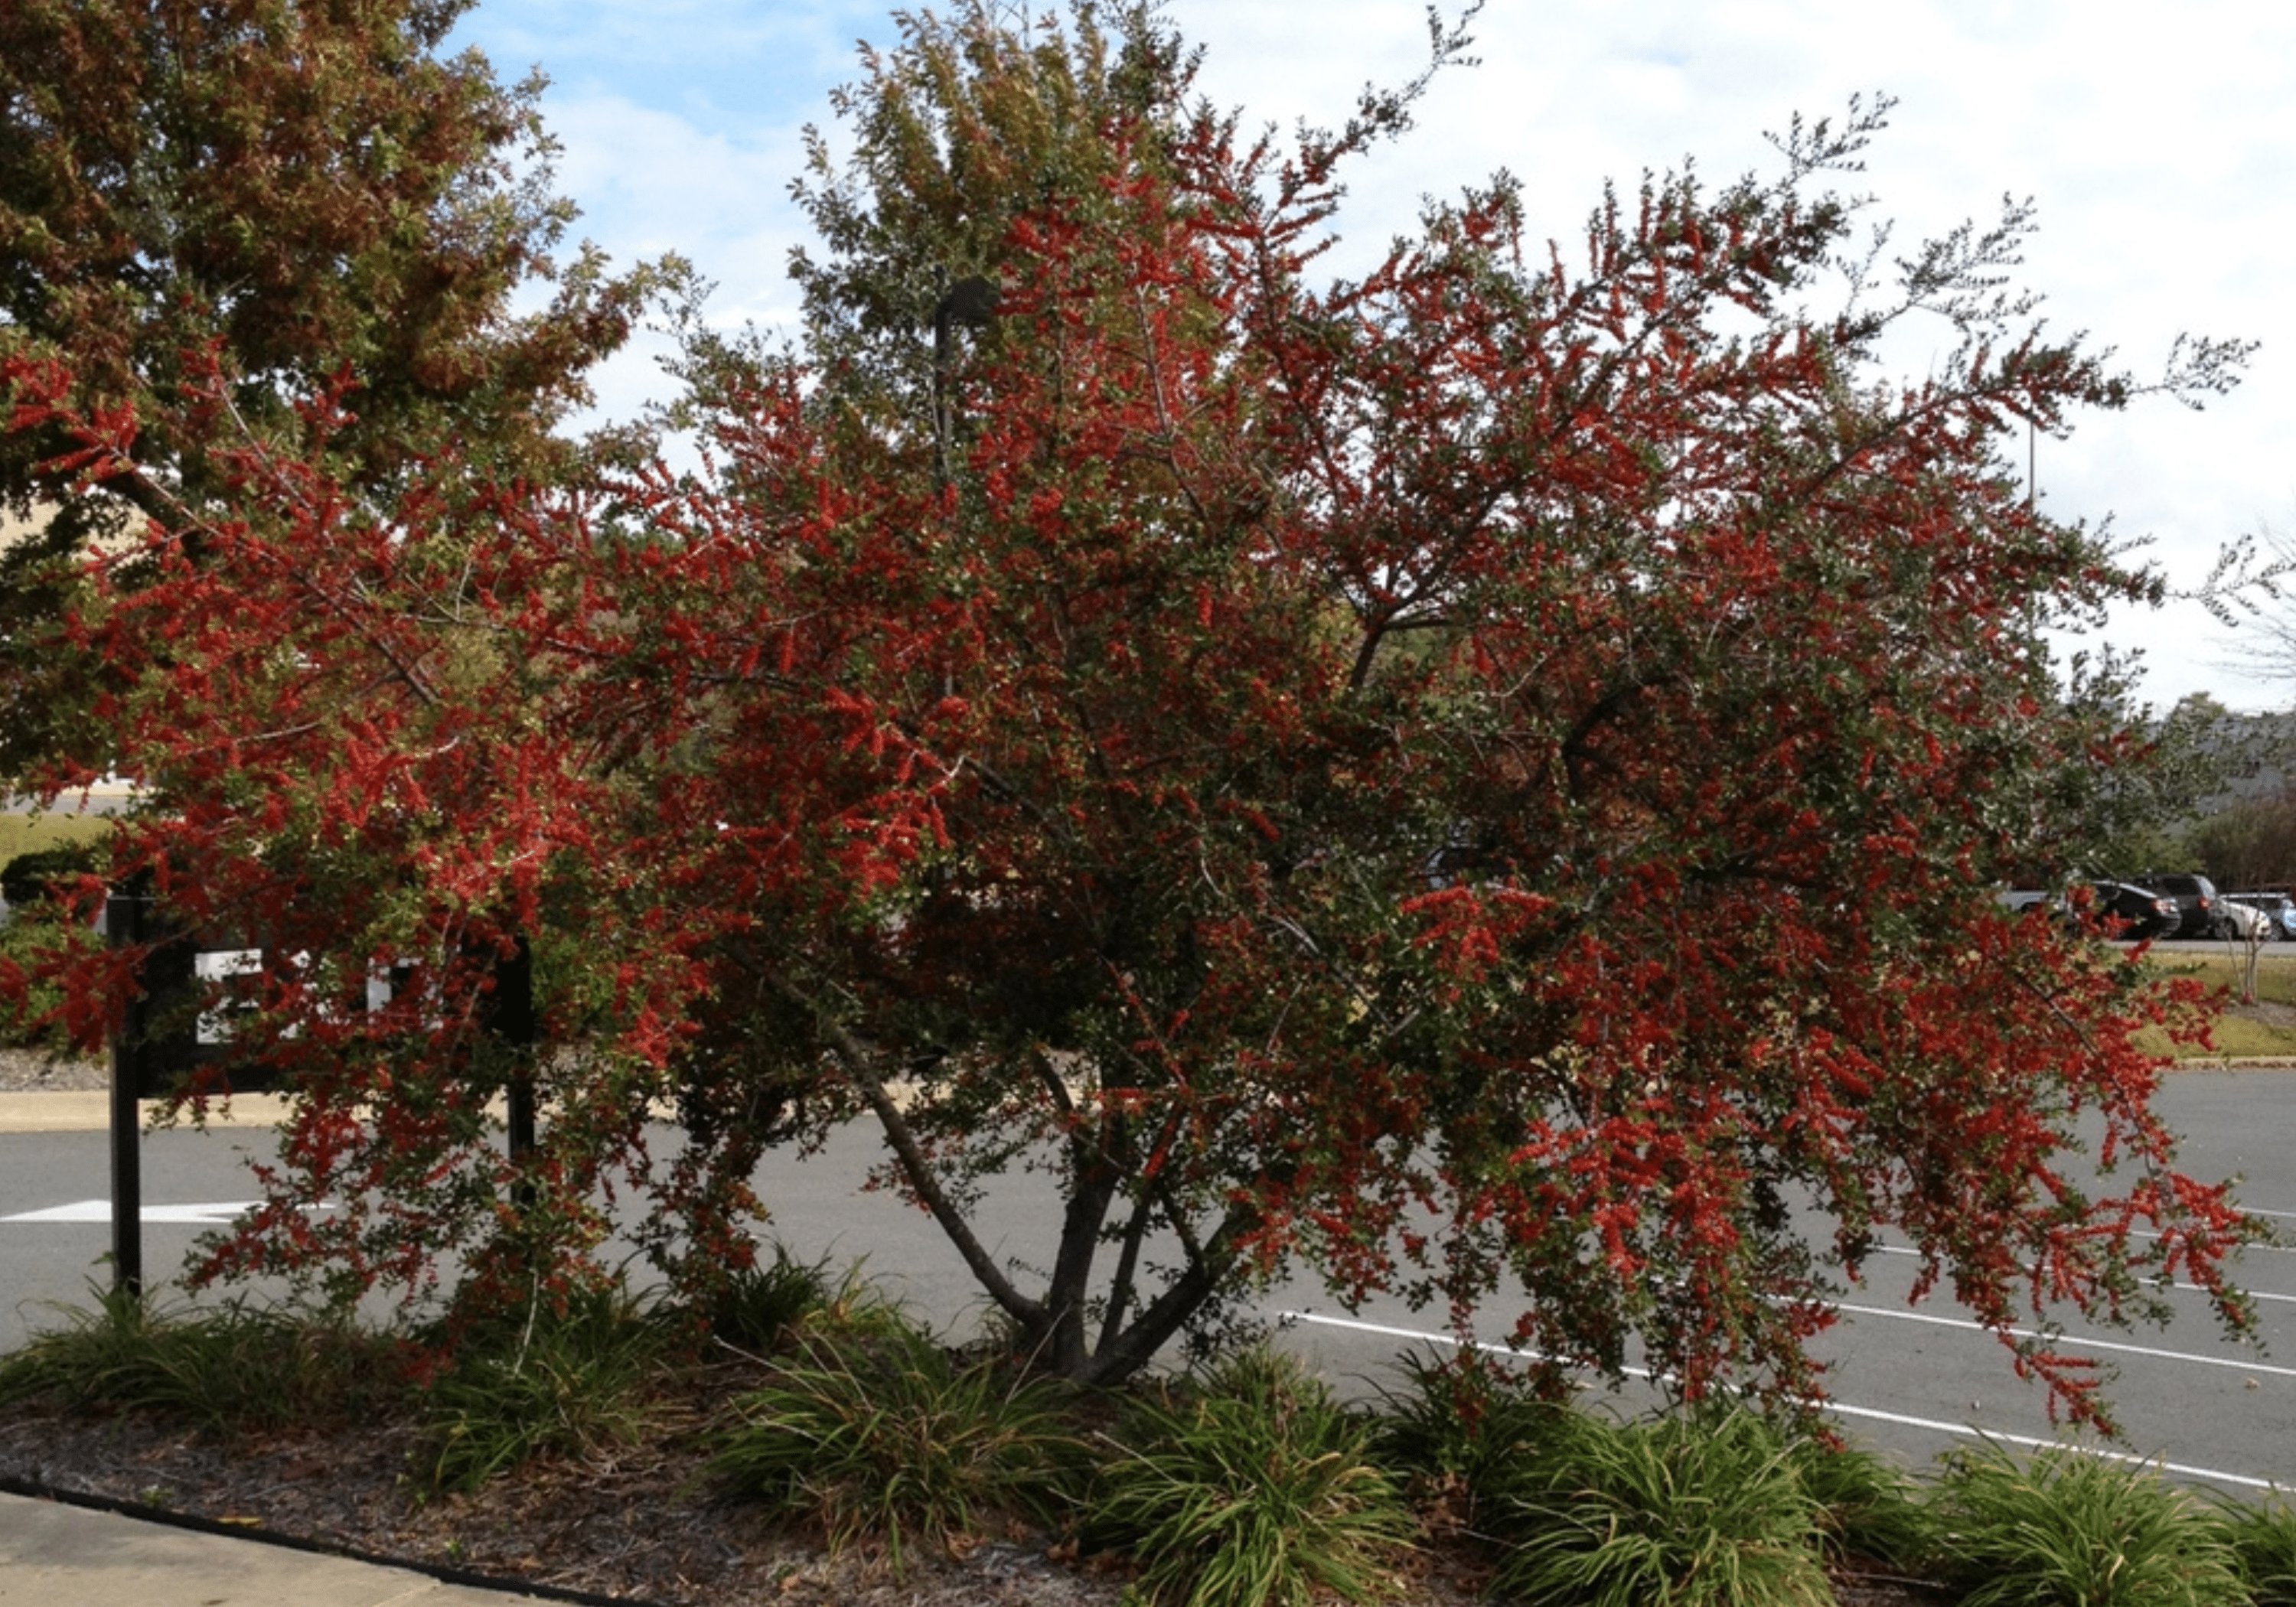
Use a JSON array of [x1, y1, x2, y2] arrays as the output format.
[[4, 1061, 2293, 1136], [0, 1093, 295, 1136]]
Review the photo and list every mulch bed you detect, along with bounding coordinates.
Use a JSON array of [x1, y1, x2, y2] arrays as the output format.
[[0, 1048, 106, 1094], [0, 1387, 1954, 1607], [0, 1389, 1140, 1607]]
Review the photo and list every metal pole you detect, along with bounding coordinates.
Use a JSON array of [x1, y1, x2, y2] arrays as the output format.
[[104, 893, 144, 1299], [507, 1078, 537, 1212], [491, 934, 539, 1210], [931, 275, 1000, 491]]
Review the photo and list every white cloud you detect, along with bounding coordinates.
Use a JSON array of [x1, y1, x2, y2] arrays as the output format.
[[453, 0, 2296, 708]]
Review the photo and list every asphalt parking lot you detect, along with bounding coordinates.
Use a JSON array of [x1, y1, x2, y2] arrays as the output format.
[[4, 1068, 2292, 1490], [1271, 1069, 2296, 1488]]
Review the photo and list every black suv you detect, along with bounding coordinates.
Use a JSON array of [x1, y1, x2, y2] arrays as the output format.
[[2131, 872, 2226, 940], [2001, 882, 2180, 940]]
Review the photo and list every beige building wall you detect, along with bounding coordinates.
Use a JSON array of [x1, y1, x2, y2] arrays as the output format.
[[0, 500, 141, 561], [0, 504, 41, 555]]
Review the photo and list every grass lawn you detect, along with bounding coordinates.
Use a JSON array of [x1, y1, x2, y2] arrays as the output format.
[[0, 810, 114, 862], [2138, 947, 2296, 1062]]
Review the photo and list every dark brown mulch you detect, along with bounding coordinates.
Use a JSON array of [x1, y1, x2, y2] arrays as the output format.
[[0, 1392, 1955, 1607], [0, 1393, 1140, 1607]]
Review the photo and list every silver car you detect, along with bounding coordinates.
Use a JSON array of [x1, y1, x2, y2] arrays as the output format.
[[2219, 898, 2272, 943], [2227, 892, 2296, 941]]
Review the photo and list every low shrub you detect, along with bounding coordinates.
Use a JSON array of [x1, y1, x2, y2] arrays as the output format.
[[0, 892, 102, 1052], [0, 839, 103, 909]]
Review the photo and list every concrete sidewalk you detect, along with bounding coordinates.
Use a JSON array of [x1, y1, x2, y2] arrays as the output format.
[[0, 1488, 554, 1605], [0, 1094, 570, 1604]]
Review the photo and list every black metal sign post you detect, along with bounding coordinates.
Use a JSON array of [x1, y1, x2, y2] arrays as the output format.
[[103, 893, 145, 1298], [103, 905, 542, 1296], [490, 934, 539, 1209]]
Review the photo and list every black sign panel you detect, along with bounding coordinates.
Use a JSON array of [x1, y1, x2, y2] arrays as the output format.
[[100, 894, 540, 1296], [107, 897, 536, 1097]]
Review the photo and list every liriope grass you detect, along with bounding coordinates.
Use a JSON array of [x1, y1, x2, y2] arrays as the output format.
[[1481, 1402, 1834, 1607], [710, 1306, 1084, 1575], [0, 1248, 854, 1497], [420, 1277, 682, 1492], [1370, 1348, 1590, 1563], [1087, 1348, 1417, 1607], [1785, 1433, 1935, 1573], [2220, 1492, 2296, 1605], [703, 1247, 843, 1354], [1927, 1442, 2248, 1607], [0, 1283, 404, 1433], [13, 1274, 2294, 1607]]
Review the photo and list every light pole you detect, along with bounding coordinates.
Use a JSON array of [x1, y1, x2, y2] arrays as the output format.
[[933, 275, 1000, 490]]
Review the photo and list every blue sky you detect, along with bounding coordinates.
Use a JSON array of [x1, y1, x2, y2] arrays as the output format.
[[446, 0, 2296, 712]]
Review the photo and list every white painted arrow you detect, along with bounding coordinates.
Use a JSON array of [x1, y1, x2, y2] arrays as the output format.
[[1, 1198, 261, 1225]]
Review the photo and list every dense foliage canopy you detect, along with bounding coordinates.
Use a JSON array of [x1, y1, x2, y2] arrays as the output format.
[[1, 2, 2261, 1414]]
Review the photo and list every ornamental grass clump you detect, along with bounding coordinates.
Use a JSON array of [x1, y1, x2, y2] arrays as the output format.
[[422, 1278, 677, 1492], [709, 1309, 1083, 1575], [1087, 1348, 1417, 1607], [1370, 1351, 1577, 1540], [1784, 1433, 1936, 1574], [1482, 1402, 1833, 1607], [702, 1247, 840, 1353], [1928, 1442, 2246, 1607], [0, 1283, 404, 1433], [2219, 1493, 2296, 1605]]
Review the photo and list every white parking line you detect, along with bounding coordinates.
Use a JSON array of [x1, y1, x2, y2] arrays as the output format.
[[1816, 1398, 2281, 1491], [1277, 1309, 2283, 1491], [1825, 1300, 2296, 1377], [1864, 1243, 2296, 1304], [2128, 1229, 2296, 1256]]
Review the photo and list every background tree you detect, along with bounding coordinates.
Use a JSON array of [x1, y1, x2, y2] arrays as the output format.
[[0, 0, 681, 781], [2025, 686, 2244, 879], [10, 2, 2262, 1417], [2157, 700, 2296, 890], [2182, 787, 2296, 891]]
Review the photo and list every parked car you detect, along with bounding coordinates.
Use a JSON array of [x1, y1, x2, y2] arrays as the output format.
[[2089, 881, 2183, 940], [2218, 898, 2272, 943], [2001, 882, 2180, 940], [2129, 872, 2227, 940], [2228, 891, 2296, 941]]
